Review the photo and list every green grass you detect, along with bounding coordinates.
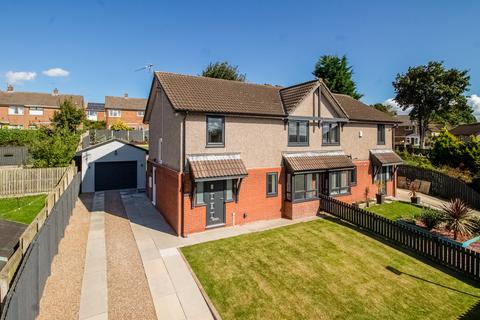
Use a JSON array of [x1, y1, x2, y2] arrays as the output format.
[[182, 219, 480, 320], [0, 195, 46, 224], [365, 201, 424, 220]]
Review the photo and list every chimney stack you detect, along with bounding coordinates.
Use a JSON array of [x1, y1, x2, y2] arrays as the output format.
[[52, 88, 59, 96], [124, 92, 128, 98], [6, 84, 13, 92]]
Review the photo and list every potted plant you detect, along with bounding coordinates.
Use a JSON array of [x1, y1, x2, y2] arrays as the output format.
[[375, 181, 385, 204], [408, 180, 421, 204]]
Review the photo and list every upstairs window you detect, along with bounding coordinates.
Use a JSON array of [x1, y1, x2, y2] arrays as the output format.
[[108, 109, 121, 117], [377, 124, 386, 145], [322, 122, 340, 145], [29, 107, 43, 116], [137, 111, 144, 117], [8, 106, 23, 115], [206, 116, 225, 147], [288, 121, 309, 146]]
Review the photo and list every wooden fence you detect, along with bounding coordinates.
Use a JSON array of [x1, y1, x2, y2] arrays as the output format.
[[319, 194, 480, 281], [0, 164, 79, 318], [397, 165, 480, 210], [0, 167, 67, 197]]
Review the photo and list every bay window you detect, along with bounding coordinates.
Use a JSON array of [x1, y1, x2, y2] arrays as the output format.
[[293, 173, 318, 201], [329, 171, 350, 196]]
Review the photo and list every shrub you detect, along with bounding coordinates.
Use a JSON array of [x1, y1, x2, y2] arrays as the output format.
[[110, 120, 131, 131], [83, 120, 106, 130], [443, 198, 476, 240], [0, 129, 39, 146], [416, 208, 444, 230], [430, 129, 462, 167], [28, 127, 79, 167]]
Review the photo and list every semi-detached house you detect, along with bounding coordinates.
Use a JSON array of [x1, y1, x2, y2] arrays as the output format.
[[144, 72, 402, 236]]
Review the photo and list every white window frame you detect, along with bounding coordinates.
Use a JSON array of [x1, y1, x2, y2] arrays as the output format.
[[8, 106, 24, 115], [29, 106, 44, 116], [137, 111, 144, 117], [108, 109, 121, 117]]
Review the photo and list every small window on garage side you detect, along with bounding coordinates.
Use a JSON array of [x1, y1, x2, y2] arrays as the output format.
[[266, 172, 278, 197]]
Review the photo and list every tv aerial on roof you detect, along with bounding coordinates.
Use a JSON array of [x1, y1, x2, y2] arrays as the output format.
[[135, 64, 154, 73]]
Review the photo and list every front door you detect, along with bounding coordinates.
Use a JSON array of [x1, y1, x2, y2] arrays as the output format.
[[206, 180, 225, 227]]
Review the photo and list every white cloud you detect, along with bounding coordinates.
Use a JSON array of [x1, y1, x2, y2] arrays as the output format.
[[467, 94, 480, 121], [5, 71, 36, 84], [383, 98, 412, 115], [42, 68, 69, 77]]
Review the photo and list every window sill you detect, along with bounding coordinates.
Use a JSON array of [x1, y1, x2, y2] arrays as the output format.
[[322, 142, 340, 146], [266, 193, 278, 198], [206, 144, 225, 148]]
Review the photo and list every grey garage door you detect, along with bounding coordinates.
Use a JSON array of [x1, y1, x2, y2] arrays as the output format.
[[95, 161, 137, 191]]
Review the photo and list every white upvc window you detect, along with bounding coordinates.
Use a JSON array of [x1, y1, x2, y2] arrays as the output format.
[[87, 110, 98, 120], [137, 111, 144, 117], [29, 107, 44, 116], [8, 106, 24, 115], [108, 109, 121, 117]]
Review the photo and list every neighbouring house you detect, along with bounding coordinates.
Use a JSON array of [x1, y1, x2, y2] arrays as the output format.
[[76, 139, 147, 193], [450, 123, 480, 141], [105, 94, 148, 130], [144, 72, 402, 236], [0, 85, 84, 129], [393, 114, 442, 147], [86, 102, 106, 122]]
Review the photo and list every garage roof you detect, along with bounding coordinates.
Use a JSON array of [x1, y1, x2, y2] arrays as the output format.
[[76, 139, 148, 155]]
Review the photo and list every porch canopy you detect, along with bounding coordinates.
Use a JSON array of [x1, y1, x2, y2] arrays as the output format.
[[370, 149, 403, 167], [283, 151, 355, 173], [187, 153, 248, 182]]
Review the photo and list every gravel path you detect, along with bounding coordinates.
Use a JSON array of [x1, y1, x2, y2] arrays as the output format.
[[37, 194, 92, 320], [104, 191, 157, 320]]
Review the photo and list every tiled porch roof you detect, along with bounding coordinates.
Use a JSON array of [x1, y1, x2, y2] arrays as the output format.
[[187, 153, 248, 181], [370, 149, 403, 166], [283, 151, 355, 172]]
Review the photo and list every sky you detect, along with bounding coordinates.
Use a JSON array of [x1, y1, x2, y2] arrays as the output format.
[[1, 0, 480, 119]]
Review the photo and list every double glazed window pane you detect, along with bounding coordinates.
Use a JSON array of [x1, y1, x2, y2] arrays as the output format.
[[330, 171, 349, 195], [226, 179, 233, 201], [293, 173, 317, 200], [323, 123, 339, 144], [377, 124, 385, 144], [207, 116, 224, 145], [196, 182, 204, 205], [267, 173, 277, 196], [288, 121, 308, 145]]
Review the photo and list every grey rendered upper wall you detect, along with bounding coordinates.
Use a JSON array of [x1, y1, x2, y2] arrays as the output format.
[[147, 81, 182, 171]]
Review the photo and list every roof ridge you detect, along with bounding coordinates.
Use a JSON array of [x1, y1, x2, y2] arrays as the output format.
[[279, 79, 318, 92], [155, 71, 282, 89], [0, 91, 82, 97], [105, 96, 147, 100]]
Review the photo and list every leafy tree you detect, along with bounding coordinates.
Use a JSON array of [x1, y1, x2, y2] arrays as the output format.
[[313, 54, 363, 99], [443, 198, 475, 240], [430, 129, 463, 167], [371, 103, 396, 115], [83, 120, 107, 130], [28, 127, 79, 167], [110, 120, 131, 131], [51, 99, 85, 133], [393, 61, 471, 148], [201, 61, 246, 81]]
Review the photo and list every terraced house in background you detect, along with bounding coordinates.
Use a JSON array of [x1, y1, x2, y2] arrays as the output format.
[[144, 72, 403, 236], [0, 85, 84, 128], [105, 94, 148, 130]]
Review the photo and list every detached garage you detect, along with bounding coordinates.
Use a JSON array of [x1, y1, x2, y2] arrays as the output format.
[[76, 139, 147, 193]]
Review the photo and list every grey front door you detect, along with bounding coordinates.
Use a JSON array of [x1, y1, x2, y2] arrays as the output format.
[[206, 180, 225, 227]]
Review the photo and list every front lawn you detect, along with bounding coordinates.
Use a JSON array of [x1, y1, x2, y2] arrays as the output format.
[[182, 219, 480, 320], [365, 201, 423, 220], [0, 194, 46, 224]]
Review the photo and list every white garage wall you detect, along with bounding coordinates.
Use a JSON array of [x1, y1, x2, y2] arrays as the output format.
[[80, 140, 147, 193]]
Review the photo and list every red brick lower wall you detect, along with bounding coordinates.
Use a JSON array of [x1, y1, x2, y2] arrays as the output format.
[[146, 160, 397, 236], [183, 167, 284, 235], [147, 161, 182, 235]]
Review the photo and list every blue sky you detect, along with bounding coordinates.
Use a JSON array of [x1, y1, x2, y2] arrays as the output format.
[[1, 0, 480, 118]]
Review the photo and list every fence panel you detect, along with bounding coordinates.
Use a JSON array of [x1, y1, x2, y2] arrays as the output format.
[[89, 129, 148, 145], [397, 165, 480, 210], [0, 171, 80, 320], [0, 147, 30, 167], [0, 167, 67, 197], [319, 194, 480, 281]]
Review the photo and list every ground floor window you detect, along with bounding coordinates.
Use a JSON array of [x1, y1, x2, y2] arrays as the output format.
[[194, 179, 235, 206], [195, 182, 205, 205], [374, 165, 393, 182], [292, 173, 319, 201], [329, 171, 350, 196], [266, 172, 278, 197]]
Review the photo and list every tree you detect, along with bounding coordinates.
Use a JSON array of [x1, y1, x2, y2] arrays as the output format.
[[28, 127, 79, 167], [51, 99, 85, 133], [443, 198, 475, 240], [370, 103, 396, 115], [312, 54, 363, 99], [110, 120, 131, 131], [201, 61, 246, 81], [393, 61, 471, 148]]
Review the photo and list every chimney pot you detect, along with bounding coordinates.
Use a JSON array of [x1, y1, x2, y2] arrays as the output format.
[[52, 88, 59, 96], [6, 84, 13, 92], [124, 92, 128, 98]]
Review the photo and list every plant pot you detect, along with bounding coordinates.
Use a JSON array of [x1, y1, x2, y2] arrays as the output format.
[[410, 196, 420, 204], [376, 193, 385, 204]]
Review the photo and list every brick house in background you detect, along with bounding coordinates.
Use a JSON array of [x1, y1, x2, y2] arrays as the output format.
[[86, 102, 106, 122], [144, 72, 402, 236], [105, 94, 148, 130], [0, 85, 84, 129], [450, 123, 480, 141]]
